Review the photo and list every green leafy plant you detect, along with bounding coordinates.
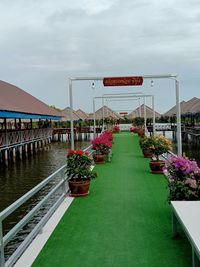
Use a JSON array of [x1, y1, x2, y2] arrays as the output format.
[[133, 117, 144, 126], [148, 134, 172, 160], [66, 150, 97, 180], [139, 136, 154, 150]]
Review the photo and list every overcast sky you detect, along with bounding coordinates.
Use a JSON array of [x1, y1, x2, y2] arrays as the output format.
[[0, 0, 200, 114]]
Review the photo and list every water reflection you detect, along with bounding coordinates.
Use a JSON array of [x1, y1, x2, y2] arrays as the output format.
[[0, 141, 90, 260], [0, 141, 89, 212]]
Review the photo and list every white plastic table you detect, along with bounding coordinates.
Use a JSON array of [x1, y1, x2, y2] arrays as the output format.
[[171, 201, 200, 267]]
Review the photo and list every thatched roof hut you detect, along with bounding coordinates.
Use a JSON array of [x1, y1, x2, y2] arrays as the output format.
[[163, 101, 187, 117], [182, 97, 200, 115], [61, 107, 80, 121], [75, 109, 89, 120], [126, 104, 161, 119], [87, 106, 121, 120], [163, 97, 200, 117]]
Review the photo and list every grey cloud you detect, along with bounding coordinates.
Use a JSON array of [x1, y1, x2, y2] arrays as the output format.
[[0, 0, 200, 113]]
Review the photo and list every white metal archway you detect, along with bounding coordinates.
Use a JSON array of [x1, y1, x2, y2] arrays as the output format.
[[93, 94, 155, 137], [69, 74, 181, 154]]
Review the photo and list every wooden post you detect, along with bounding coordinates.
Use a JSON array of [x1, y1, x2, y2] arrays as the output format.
[[13, 147, 16, 162], [4, 149, 8, 166], [19, 146, 23, 160]]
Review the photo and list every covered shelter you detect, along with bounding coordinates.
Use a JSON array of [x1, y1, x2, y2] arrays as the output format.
[[0, 80, 61, 121], [163, 101, 187, 117], [127, 104, 161, 119], [87, 105, 121, 121], [0, 80, 62, 163], [75, 109, 89, 120], [60, 107, 80, 121]]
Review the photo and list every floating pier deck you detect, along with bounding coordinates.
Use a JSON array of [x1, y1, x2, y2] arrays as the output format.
[[30, 133, 191, 267]]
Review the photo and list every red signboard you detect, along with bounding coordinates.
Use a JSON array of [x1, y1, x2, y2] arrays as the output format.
[[103, 76, 143, 87], [119, 112, 128, 115]]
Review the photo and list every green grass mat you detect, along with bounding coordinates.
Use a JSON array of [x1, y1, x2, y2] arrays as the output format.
[[32, 133, 191, 267]]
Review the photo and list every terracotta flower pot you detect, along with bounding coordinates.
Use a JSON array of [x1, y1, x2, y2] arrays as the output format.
[[69, 179, 90, 197], [149, 160, 165, 174], [137, 129, 145, 138], [93, 154, 106, 164], [142, 149, 153, 158]]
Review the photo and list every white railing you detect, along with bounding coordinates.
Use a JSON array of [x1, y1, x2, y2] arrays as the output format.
[[119, 124, 132, 131], [0, 144, 92, 267], [0, 129, 52, 148]]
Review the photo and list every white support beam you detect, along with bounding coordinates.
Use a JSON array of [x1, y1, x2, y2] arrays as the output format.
[[68, 73, 181, 155]]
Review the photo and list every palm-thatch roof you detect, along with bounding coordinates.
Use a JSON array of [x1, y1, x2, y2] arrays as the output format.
[[163, 97, 200, 117], [75, 109, 89, 120], [126, 104, 161, 119], [182, 97, 200, 114], [163, 101, 187, 117], [87, 106, 121, 120], [61, 107, 80, 121]]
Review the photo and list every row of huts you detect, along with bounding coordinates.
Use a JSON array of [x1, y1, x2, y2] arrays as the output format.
[[60, 98, 200, 122], [0, 80, 199, 164], [1, 80, 200, 125]]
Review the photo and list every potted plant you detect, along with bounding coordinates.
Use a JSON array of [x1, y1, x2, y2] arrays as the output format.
[[105, 116, 118, 131], [139, 136, 154, 158], [66, 149, 97, 197], [113, 125, 120, 133], [92, 133, 112, 164], [130, 127, 137, 133], [163, 154, 200, 201], [148, 134, 172, 173], [133, 117, 145, 137]]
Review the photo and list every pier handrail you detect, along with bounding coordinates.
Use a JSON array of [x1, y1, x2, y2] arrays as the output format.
[[0, 128, 52, 150], [0, 144, 92, 267]]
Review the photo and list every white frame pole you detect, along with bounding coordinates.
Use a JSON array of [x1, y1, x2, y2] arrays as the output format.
[[94, 94, 154, 135], [175, 78, 182, 155], [93, 98, 96, 138], [139, 98, 141, 117], [69, 78, 74, 150], [152, 96, 155, 135], [143, 97, 147, 135], [68, 74, 182, 154], [102, 97, 105, 130]]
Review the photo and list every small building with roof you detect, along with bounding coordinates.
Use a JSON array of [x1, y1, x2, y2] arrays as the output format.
[[163, 97, 200, 117], [0, 80, 62, 164], [87, 106, 121, 121], [127, 104, 161, 120]]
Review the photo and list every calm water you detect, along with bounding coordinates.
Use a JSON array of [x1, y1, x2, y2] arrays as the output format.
[[157, 130, 200, 164], [0, 140, 90, 260]]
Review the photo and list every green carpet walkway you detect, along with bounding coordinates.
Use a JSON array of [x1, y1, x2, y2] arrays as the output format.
[[32, 132, 191, 267]]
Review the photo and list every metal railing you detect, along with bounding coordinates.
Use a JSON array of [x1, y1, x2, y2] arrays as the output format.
[[0, 129, 52, 149], [0, 144, 92, 267]]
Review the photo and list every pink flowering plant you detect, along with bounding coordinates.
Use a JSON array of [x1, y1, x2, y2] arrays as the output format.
[[92, 132, 112, 155], [164, 154, 200, 201]]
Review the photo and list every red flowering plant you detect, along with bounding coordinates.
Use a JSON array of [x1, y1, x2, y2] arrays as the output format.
[[102, 131, 113, 141], [130, 127, 137, 133], [92, 134, 112, 155], [163, 154, 200, 201], [113, 125, 120, 133], [66, 149, 97, 181]]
